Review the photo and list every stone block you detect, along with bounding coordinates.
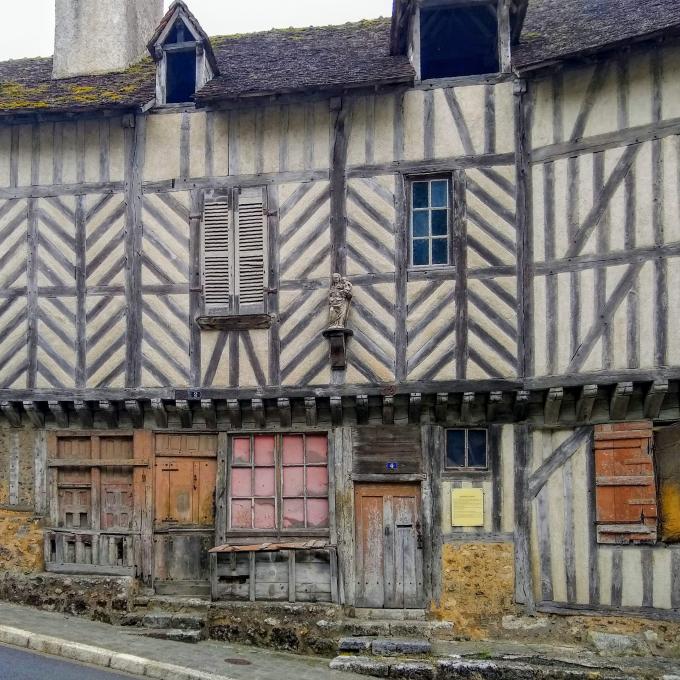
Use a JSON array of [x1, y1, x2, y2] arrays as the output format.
[[0, 626, 30, 648], [372, 639, 432, 656], [27, 634, 63, 656], [330, 656, 390, 677], [390, 661, 436, 679], [109, 653, 148, 676], [501, 615, 549, 632], [58, 641, 112, 667], [338, 637, 373, 652], [588, 631, 647, 656]]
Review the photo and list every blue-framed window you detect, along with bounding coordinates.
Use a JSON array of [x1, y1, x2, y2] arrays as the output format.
[[410, 177, 451, 267], [446, 429, 488, 469]]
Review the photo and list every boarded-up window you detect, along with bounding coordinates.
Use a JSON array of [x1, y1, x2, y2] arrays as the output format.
[[594, 422, 657, 544], [229, 434, 329, 531], [202, 187, 267, 315]]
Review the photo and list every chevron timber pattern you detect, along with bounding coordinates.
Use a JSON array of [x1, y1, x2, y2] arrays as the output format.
[[0, 199, 28, 290], [279, 181, 331, 282], [280, 288, 329, 386], [407, 280, 456, 381], [141, 192, 190, 285], [0, 297, 28, 388], [141, 294, 190, 387], [346, 176, 396, 275], [86, 296, 126, 388], [347, 283, 396, 383], [85, 194, 126, 288]]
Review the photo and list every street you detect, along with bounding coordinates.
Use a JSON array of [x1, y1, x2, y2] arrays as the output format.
[[0, 644, 143, 680]]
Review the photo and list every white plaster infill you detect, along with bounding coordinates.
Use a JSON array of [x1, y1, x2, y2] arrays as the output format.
[[0, 625, 235, 680]]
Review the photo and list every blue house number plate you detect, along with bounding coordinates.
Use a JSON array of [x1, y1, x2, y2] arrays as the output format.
[[386, 462, 399, 471]]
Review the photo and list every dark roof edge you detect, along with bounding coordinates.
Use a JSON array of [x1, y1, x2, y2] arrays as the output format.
[[515, 24, 680, 74], [195, 75, 414, 108]]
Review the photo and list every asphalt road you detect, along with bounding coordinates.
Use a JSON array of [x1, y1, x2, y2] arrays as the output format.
[[0, 644, 144, 680]]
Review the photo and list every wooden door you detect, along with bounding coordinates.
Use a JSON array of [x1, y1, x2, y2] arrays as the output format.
[[154, 458, 216, 526], [654, 423, 680, 543], [354, 483, 424, 609]]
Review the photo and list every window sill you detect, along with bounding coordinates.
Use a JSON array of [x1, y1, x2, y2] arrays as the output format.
[[197, 314, 273, 331]]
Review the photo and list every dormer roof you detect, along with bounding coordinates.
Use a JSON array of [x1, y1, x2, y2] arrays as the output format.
[[147, 0, 220, 75]]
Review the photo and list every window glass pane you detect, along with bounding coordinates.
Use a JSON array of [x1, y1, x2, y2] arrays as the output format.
[[306, 435, 328, 464], [231, 499, 252, 529], [232, 437, 250, 464], [254, 467, 275, 497], [254, 499, 276, 529], [468, 430, 488, 467], [254, 435, 275, 466], [283, 466, 304, 497], [282, 435, 304, 465], [413, 210, 429, 237], [283, 499, 305, 528], [306, 467, 329, 497], [230, 468, 252, 496], [431, 209, 448, 236], [413, 182, 429, 209], [432, 238, 449, 265], [431, 180, 448, 208], [446, 430, 466, 467], [413, 239, 429, 266], [307, 499, 329, 528]]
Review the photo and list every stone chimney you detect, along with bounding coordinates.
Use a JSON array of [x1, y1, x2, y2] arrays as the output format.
[[53, 0, 164, 79]]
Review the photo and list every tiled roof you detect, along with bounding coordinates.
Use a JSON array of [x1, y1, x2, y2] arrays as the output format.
[[514, 0, 680, 69], [0, 18, 413, 116]]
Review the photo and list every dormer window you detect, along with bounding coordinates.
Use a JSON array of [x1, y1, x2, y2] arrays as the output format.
[[416, 1, 505, 81], [148, 1, 219, 106]]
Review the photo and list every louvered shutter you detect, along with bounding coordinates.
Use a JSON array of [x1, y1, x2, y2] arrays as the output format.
[[594, 421, 657, 545], [203, 200, 232, 314], [235, 187, 267, 314]]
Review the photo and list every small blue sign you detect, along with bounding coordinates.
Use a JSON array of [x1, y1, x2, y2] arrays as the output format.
[[386, 462, 399, 471]]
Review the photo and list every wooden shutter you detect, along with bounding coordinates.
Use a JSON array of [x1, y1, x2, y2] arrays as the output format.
[[235, 187, 267, 314], [203, 199, 232, 314], [654, 423, 680, 543], [594, 421, 657, 544]]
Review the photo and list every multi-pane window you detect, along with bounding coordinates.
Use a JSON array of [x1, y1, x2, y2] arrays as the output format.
[[411, 178, 451, 267], [446, 429, 488, 469], [229, 434, 329, 531]]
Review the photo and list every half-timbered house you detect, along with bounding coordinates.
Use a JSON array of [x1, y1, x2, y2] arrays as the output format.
[[1, 0, 680, 646]]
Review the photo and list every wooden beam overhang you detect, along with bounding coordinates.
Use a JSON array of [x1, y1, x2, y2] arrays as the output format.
[[1, 378, 680, 429]]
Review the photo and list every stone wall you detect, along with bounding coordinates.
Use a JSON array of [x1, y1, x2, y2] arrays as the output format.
[[0, 572, 136, 623], [433, 542, 516, 638], [0, 510, 44, 573]]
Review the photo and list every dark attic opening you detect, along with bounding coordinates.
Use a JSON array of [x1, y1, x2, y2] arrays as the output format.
[[167, 48, 197, 103], [420, 3, 500, 80]]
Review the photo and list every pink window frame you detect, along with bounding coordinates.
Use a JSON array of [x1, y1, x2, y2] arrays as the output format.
[[228, 433, 330, 532]]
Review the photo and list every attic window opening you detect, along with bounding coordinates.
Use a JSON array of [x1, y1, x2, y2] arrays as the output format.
[[420, 4, 500, 80], [166, 48, 197, 104]]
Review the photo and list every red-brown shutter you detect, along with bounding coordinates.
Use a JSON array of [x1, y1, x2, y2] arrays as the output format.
[[594, 421, 657, 545]]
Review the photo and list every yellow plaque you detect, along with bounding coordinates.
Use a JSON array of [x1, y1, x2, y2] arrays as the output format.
[[451, 488, 484, 527]]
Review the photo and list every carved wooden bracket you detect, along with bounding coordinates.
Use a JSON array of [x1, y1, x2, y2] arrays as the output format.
[[322, 328, 353, 370]]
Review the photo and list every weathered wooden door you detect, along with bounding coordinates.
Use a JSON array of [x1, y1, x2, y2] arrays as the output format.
[[354, 483, 425, 609], [153, 434, 218, 596]]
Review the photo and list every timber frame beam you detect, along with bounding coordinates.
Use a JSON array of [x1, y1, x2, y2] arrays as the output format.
[[0, 377, 676, 429]]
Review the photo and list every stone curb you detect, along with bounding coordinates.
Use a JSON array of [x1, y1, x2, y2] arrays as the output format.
[[0, 625, 235, 680]]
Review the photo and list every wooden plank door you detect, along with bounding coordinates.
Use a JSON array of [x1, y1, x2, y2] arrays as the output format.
[[154, 458, 216, 525], [354, 483, 424, 609]]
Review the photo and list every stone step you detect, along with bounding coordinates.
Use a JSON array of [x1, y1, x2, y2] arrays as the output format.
[[337, 637, 431, 657], [339, 619, 454, 640], [121, 611, 206, 631], [138, 628, 203, 644], [153, 580, 211, 599], [350, 608, 427, 621], [330, 655, 638, 680]]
